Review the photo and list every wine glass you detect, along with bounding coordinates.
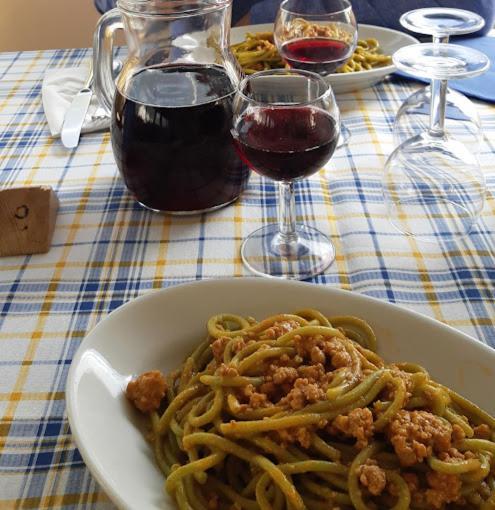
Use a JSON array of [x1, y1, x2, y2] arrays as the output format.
[[274, 0, 357, 148], [384, 43, 489, 241], [393, 8, 485, 153], [232, 69, 340, 279]]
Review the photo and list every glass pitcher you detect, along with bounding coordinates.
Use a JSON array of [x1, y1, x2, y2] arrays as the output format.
[[93, 0, 249, 214]]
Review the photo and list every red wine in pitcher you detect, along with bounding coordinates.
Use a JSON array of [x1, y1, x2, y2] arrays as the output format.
[[111, 64, 249, 213], [280, 38, 351, 75], [234, 107, 338, 181]]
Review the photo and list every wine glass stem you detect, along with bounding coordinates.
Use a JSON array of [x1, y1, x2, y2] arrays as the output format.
[[433, 35, 449, 44], [278, 181, 297, 242], [429, 79, 448, 137]]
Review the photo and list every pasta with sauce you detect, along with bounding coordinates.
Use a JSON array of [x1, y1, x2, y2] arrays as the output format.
[[230, 30, 392, 75], [126, 310, 495, 509]]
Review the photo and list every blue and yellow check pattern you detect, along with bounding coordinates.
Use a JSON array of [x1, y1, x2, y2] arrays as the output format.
[[0, 48, 494, 508]]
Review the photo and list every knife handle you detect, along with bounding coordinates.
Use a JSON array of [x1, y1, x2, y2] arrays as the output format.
[[60, 89, 93, 149]]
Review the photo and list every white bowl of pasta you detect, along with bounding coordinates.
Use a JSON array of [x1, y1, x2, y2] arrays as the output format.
[[66, 278, 495, 510], [231, 24, 419, 94]]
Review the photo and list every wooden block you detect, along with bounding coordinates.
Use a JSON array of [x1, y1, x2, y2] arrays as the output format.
[[0, 186, 59, 257]]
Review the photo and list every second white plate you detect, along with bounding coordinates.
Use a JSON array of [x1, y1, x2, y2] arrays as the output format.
[[231, 23, 419, 93]]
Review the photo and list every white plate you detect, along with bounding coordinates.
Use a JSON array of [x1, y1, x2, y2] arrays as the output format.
[[231, 23, 419, 94], [66, 278, 495, 510]]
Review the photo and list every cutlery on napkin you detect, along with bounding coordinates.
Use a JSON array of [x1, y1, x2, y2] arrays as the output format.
[[60, 64, 94, 149], [42, 63, 110, 141]]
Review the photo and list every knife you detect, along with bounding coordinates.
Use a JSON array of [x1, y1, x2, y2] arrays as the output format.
[[61, 64, 93, 149]]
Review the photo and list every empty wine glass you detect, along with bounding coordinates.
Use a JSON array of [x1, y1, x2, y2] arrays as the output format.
[[393, 8, 485, 152], [232, 69, 340, 279], [384, 43, 489, 241], [274, 0, 357, 148]]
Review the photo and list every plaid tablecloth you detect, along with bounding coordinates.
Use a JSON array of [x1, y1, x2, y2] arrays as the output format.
[[0, 48, 494, 508]]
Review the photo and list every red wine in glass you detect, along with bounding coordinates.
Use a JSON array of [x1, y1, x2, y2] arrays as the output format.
[[234, 106, 338, 181], [280, 38, 351, 75]]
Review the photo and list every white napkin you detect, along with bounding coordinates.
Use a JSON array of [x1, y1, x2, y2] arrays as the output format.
[[42, 65, 110, 137]]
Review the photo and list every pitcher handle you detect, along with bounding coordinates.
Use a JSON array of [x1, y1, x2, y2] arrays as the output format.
[[93, 8, 124, 115]]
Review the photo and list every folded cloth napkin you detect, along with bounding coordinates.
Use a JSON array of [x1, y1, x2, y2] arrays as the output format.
[[395, 35, 495, 103], [42, 65, 110, 137]]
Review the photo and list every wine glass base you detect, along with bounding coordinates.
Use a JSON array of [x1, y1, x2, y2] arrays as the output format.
[[383, 134, 485, 242], [241, 223, 335, 280], [393, 43, 489, 81], [400, 8, 485, 37]]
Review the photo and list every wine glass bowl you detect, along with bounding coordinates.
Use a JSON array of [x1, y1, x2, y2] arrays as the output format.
[[274, 0, 357, 76], [384, 134, 485, 240], [232, 69, 340, 279], [235, 103, 338, 181]]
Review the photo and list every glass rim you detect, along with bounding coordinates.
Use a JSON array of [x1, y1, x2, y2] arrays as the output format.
[[279, 0, 352, 17], [237, 69, 333, 107], [400, 7, 485, 35], [116, 0, 231, 17]]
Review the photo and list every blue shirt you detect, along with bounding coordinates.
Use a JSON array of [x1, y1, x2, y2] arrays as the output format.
[[94, 0, 494, 35]]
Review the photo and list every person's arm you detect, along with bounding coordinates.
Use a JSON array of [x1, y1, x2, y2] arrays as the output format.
[[232, 1, 260, 25], [247, 0, 494, 35], [249, 0, 281, 24], [351, 0, 494, 36], [94, 0, 116, 14], [94, 0, 255, 27]]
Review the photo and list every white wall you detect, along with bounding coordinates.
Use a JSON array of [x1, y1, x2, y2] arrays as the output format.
[[0, 0, 100, 51]]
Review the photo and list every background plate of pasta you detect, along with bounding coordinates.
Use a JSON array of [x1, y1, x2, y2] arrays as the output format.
[[66, 278, 495, 510], [231, 24, 418, 94]]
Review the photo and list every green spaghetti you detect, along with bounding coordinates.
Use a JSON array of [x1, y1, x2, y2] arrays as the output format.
[[126, 310, 495, 509]]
